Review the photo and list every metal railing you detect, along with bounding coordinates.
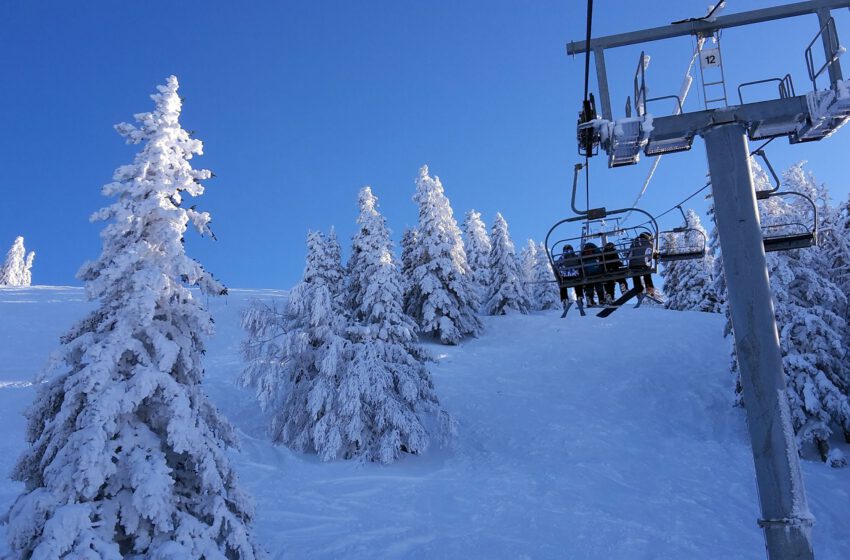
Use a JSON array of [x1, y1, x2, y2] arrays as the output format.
[[806, 15, 842, 90]]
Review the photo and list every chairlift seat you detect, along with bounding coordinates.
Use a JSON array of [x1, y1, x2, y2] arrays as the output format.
[[763, 233, 816, 253], [657, 249, 707, 262]]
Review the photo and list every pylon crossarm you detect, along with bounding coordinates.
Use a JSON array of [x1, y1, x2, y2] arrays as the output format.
[[582, 77, 850, 167]]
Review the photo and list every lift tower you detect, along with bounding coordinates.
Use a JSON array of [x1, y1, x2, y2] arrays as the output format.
[[568, 2, 850, 559]]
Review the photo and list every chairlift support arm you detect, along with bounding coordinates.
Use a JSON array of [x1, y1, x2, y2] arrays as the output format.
[[567, 0, 850, 120]]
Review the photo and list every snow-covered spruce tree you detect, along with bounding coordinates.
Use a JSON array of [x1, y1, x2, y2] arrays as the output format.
[[533, 241, 561, 310], [241, 230, 351, 459], [519, 239, 538, 307], [0, 236, 35, 286], [660, 209, 717, 312], [462, 209, 491, 305], [820, 182, 850, 416], [22, 250, 35, 286], [484, 213, 531, 315], [6, 76, 262, 558], [705, 202, 726, 315], [406, 165, 481, 344], [727, 161, 850, 466], [399, 227, 419, 306], [325, 226, 346, 300], [332, 186, 446, 462]]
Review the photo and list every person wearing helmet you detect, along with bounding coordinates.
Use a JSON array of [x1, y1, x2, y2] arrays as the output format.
[[628, 232, 659, 297], [602, 241, 628, 302], [580, 242, 606, 306]]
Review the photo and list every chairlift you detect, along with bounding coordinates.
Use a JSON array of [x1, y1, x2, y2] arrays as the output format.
[[752, 149, 818, 252], [657, 206, 707, 262], [544, 164, 660, 297]]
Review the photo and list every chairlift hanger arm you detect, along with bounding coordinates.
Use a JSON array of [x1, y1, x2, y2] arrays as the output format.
[[567, 0, 850, 55]]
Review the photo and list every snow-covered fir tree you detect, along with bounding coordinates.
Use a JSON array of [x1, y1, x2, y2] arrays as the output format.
[[660, 209, 717, 312], [820, 180, 850, 417], [726, 160, 850, 466], [0, 236, 35, 287], [399, 227, 419, 304], [705, 202, 726, 315], [22, 250, 35, 286], [325, 226, 346, 299], [532, 241, 561, 310], [6, 76, 262, 558], [241, 230, 350, 460], [483, 213, 531, 315], [462, 209, 491, 305], [336, 186, 446, 462], [406, 165, 481, 344], [519, 239, 538, 300]]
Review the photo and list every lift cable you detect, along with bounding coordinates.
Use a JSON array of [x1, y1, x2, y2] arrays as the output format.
[[582, 0, 594, 221], [582, 0, 594, 103]]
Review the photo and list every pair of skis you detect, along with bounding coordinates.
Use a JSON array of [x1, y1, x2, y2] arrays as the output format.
[[560, 287, 661, 318]]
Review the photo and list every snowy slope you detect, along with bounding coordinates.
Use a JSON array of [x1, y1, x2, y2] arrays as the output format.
[[1, 287, 849, 559]]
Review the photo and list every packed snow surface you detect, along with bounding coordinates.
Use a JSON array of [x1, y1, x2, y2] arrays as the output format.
[[2, 286, 849, 559]]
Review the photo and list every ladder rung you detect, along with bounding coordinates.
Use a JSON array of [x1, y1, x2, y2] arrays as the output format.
[[706, 97, 728, 103], [704, 81, 725, 86]]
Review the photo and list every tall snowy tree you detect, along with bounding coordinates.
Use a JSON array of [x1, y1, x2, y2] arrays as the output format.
[[406, 165, 481, 344], [726, 160, 850, 466], [335, 186, 447, 462], [820, 180, 850, 413], [6, 76, 262, 558], [660, 209, 717, 312], [484, 213, 531, 315], [241, 230, 350, 459], [532, 241, 561, 310], [0, 236, 35, 287], [462, 210, 491, 306]]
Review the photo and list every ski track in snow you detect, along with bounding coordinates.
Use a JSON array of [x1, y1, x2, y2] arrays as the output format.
[[1, 287, 849, 558]]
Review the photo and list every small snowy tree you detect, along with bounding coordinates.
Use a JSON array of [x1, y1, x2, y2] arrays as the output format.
[[533, 242, 561, 310], [462, 210, 491, 305], [6, 76, 262, 558], [399, 227, 418, 306], [706, 202, 726, 315], [483, 213, 531, 315], [241, 230, 350, 460], [325, 226, 346, 299], [519, 239, 538, 304], [406, 165, 482, 344], [22, 250, 35, 286], [0, 236, 35, 287], [660, 209, 717, 312], [334, 186, 446, 462]]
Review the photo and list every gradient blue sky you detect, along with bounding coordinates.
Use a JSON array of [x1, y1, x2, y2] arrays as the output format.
[[2, 0, 849, 289]]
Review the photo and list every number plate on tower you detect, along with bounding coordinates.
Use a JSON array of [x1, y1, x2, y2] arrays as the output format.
[[700, 48, 721, 69]]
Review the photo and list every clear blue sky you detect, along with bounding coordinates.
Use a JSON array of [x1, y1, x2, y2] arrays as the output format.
[[2, 0, 849, 289]]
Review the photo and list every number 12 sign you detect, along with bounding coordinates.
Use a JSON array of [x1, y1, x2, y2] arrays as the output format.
[[700, 47, 721, 69]]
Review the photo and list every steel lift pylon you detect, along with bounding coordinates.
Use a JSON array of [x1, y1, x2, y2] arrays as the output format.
[[568, 2, 850, 559]]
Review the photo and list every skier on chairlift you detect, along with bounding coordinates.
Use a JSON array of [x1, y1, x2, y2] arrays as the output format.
[[628, 232, 661, 300], [580, 242, 606, 306], [602, 241, 628, 303], [555, 244, 582, 304]]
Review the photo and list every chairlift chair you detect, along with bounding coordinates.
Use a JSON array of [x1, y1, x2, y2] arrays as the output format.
[[656, 206, 708, 262], [752, 150, 818, 252], [544, 164, 661, 293]]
